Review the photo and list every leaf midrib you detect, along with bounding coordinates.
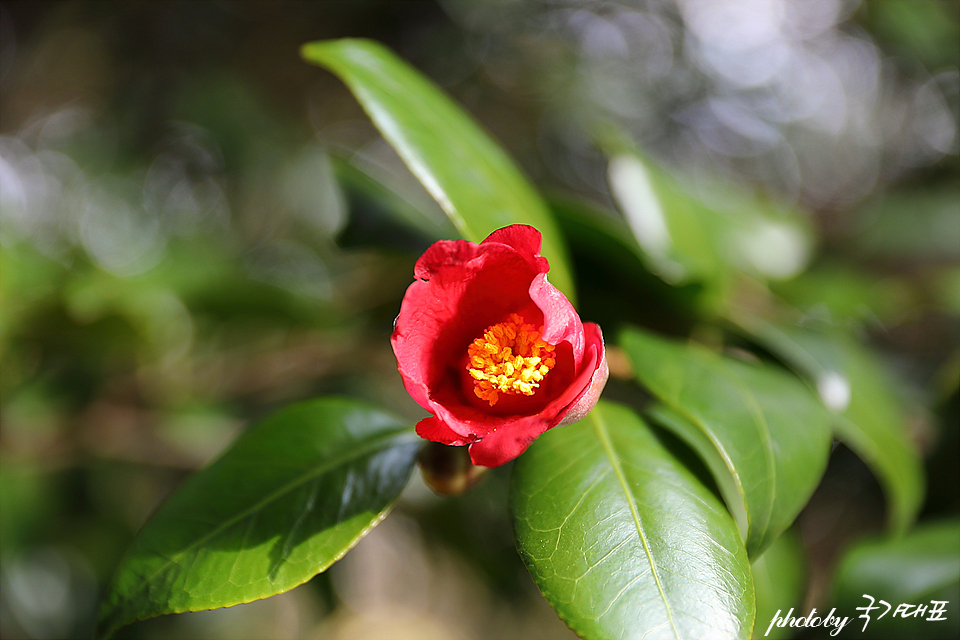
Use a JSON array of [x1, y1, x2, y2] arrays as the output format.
[[305, 39, 574, 298], [110, 427, 418, 613], [734, 316, 920, 533], [338, 43, 517, 242], [590, 409, 681, 640], [723, 362, 777, 552], [653, 349, 777, 554]]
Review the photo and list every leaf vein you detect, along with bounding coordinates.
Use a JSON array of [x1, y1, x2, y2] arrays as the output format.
[[114, 429, 416, 612], [590, 410, 682, 640]]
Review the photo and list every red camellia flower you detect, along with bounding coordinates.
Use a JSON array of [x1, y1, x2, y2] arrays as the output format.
[[391, 224, 608, 467]]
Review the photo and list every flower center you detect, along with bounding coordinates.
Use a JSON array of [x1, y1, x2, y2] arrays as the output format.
[[466, 313, 557, 406]]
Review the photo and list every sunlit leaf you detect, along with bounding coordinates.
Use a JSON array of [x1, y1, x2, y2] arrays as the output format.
[[728, 314, 925, 535], [547, 192, 647, 278], [301, 38, 575, 299], [548, 193, 701, 336], [330, 155, 458, 243], [512, 401, 755, 640], [621, 326, 832, 556], [607, 153, 722, 289], [606, 152, 813, 314], [97, 397, 421, 639], [831, 519, 960, 639]]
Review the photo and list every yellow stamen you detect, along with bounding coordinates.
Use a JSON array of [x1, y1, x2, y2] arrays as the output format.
[[466, 313, 557, 406]]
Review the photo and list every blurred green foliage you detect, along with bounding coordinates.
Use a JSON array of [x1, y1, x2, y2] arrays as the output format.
[[0, 1, 957, 639]]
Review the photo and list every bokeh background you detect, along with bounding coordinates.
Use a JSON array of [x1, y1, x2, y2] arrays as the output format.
[[1, 1, 957, 639]]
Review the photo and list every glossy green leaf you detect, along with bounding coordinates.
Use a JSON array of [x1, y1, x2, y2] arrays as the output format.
[[607, 152, 725, 289], [621, 326, 832, 556], [301, 38, 575, 299], [97, 397, 421, 639], [831, 519, 960, 639], [728, 314, 925, 535], [548, 193, 703, 336], [511, 401, 755, 640], [606, 152, 813, 308], [751, 529, 805, 640], [330, 153, 458, 242]]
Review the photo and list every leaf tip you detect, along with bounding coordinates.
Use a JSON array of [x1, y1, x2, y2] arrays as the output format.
[[299, 40, 327, 65]]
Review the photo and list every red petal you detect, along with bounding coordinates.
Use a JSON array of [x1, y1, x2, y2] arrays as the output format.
[[413, 239, 480, 281], [447, 326, 605, 465], [556, 323, 608, 427], [415, 416, 474, 447], [481, 224, 549, 273], [529, 273, 584, 360], [467, 415, 549, 467], [482, 224, 542, 253], [392, 236, 543, 413]]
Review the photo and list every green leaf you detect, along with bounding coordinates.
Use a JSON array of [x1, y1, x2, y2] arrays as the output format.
[[751, 529, 805, 640], [301, 38, 575, 299], [769, 260, 915, 324], [97, 397, 421, 639], [607, 152, 724, 289], [330, 155, 458, 242], [620, 326, 832, 556], [831, 519, 960, 639], [606, 152, 813, 308], [547, 193, 702, 336], [849, 184, 960, 261], [727, 314, 925, 535], [511, 401, 755, 640]]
